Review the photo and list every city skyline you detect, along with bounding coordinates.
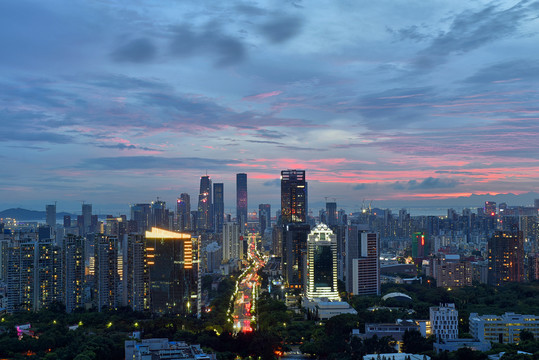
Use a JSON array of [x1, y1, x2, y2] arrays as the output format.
[[1, 1, 539, 212]]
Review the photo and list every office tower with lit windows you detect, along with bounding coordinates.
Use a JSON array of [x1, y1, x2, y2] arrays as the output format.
[[236, 173, 247, 231], [488, 230, 524, 286], [281, 169, 307, 224], [63, 234, 85, 313], [213, 183, 224, 233], [222, 222, 242, 261], [283, 223, 311, 289], [131, 203, 152, 233], [176, 193, 191, 232], [259, 204, 271, 236], [46, 204, 56, 228], [197, 176, 212, 231], [145, 228, 198, 315], [95, 235, 120, 311], [126, 234, 150, 311], [306, 224, 339, 300]]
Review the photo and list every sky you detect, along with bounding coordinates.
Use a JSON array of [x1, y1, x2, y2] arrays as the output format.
[[1, 0, 539, 215]]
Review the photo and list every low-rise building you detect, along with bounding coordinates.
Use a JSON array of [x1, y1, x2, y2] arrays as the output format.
[[469, 312, 539, 344], [430, 303, 458, 341], [125, 339, 214, 360]]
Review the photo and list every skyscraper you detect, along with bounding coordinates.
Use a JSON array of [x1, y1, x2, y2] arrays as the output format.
[[197, 175, 212, 231], [176, 193, 191, 231], [213, 183, 224, 233], [488, 230, 524, 286], [282, 223, 310, 289], [325, 202, 337, 227], [46, 204, 56, 228], [222, 222, 242, 261], [63, 234, 85, 313], [281, 169, 307, 224], [305, 224, 339, 300], [259, 204, 271, 236], [82, 203, 92, 235], [131, 203, 151, 233], [151, 199, 168, 229], [95, 235, 120, 311], [145, 228, 198, 315], [125, 234, 150, 312], [412, 232, 426, 259], [350, 230, 380, 296], [236, 173, 247, 231]]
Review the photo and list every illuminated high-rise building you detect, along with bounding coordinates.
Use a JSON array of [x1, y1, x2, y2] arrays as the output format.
[[95, 235, 120, 311], [176, 194, 191, 232], [46, 204, 56, 228], [412, 232, 426, 259], [306, 224, 339, 300], [145, 228, 198, 315], [281, 169, 307, 224], [213, 183, 224, 233], [197, 176, 212, 231], [282, 223, 310, 289], [236, 173, 247, 231], [7, 240, 36, 312], [63, 234, 85, 313], [485, 201, 497, 217], [488, 230, 524, 286], [126, 234, 150, 311]]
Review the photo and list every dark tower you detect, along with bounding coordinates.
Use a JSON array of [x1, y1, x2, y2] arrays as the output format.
[[281, 169, 307, 224], [176, 193, 191, 231], [213, 183, 224, 233], [236, 173, 247, 231]]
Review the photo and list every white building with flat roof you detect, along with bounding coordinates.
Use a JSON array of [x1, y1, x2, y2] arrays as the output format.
[[430, 303, 458, 341]]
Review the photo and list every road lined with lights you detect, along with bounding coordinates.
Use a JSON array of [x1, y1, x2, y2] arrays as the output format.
[[227, 233, 266, 335]]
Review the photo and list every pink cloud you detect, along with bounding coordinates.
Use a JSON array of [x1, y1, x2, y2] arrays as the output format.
[[242, 91, 283, 102]]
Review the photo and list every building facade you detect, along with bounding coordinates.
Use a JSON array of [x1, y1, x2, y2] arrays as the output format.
[[470, 312, 539, 344], [281, 169, 307, 224], [236, 173, 247, 231], [488, 230, 524, 286], [430, 303, 458, 341], [305, 224, 339, 300]]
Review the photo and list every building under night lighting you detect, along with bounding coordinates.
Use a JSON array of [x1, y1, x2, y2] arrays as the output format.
[[281, 169, 307, 224], [145, 227, 198, 315], [197, 176, 212, 231], [306, 224, 339, 301], [236, 173, 247, 232]]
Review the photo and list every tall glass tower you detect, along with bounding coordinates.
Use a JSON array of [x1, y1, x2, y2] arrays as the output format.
[[197, 176, 212, 231], [213, 183, 224, 233], [306, 224, 339, 300], [281, 169, 307, 224], [236, 173, 247, 231]]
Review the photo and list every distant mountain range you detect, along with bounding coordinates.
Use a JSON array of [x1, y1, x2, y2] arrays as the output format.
[[0, 208, 75, 221]]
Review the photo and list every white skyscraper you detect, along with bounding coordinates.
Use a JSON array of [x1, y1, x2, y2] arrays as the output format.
[[305, 223, 339, 301]]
